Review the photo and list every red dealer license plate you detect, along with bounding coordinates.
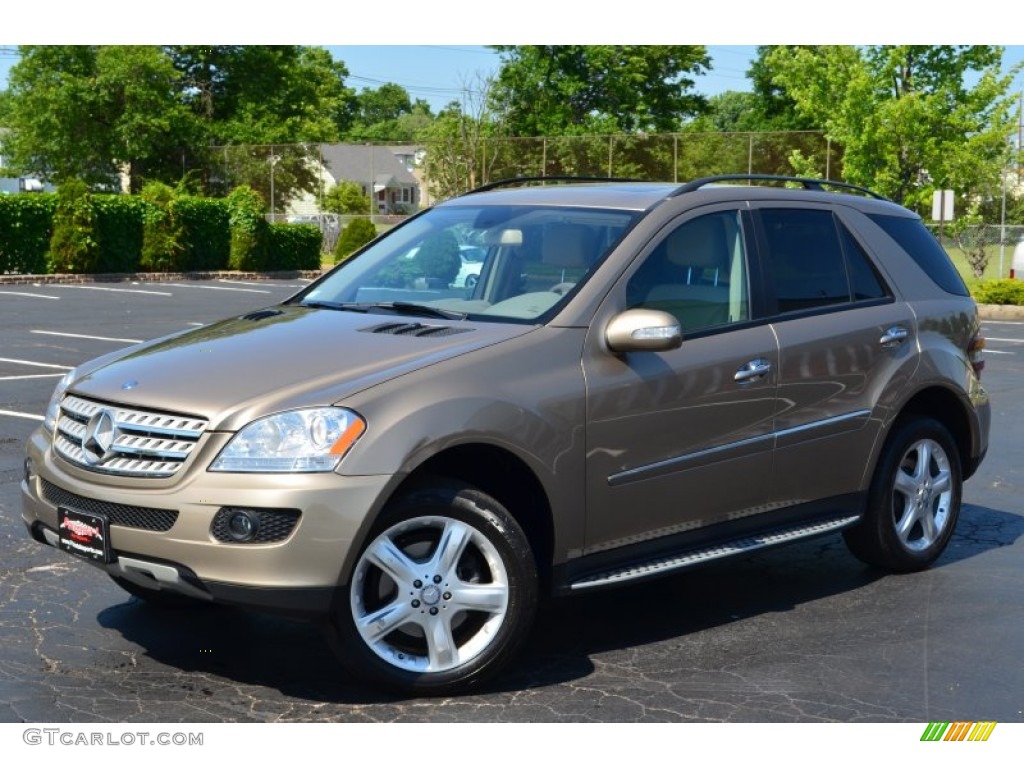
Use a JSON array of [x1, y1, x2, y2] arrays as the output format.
[[58, 506, 112, 564]]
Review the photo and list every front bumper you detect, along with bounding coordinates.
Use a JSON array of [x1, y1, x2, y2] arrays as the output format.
[[21, 427, 393, 617]]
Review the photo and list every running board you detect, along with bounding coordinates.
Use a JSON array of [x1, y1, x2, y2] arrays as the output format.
[[569, 514, 860, 591]]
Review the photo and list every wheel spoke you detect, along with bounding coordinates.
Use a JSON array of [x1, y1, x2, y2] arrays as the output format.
[[425, 614, 459, 670], [365, 536, 420, 587], [918, 507, 938, 544], [931, 468, 953, 495], [432, 520, 473, 576], [451, 582, 508, 614], [893, 468, 919, 500], [357, 601, 415, 643], [914, 441, 933, 481], [895, 504, 920, 542]]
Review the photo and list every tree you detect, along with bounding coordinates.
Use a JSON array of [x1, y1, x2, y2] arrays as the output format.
[[488, 46, 709, 136], [1, 45, 356, 201], [1, 46, 196, 191], [419, 76, 506, 200], [323, 180, 370, 215], [345, 83, 434, 142], [762, 46, 1020, 208]]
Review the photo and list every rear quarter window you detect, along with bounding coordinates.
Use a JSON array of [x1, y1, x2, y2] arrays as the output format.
[[867, 214, 969, 297]]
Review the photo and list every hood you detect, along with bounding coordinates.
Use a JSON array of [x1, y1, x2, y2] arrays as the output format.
[[70, 306, 534, 431]]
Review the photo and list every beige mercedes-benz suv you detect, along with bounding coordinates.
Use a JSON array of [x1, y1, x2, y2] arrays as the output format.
[[22, 175, 990, 695]]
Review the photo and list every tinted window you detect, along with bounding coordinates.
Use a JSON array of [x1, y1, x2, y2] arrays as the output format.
[[839, 224, 887, 301], [868, 214, 969, 296], [760, 209, 849, 313], [627, 211, 749, 332]]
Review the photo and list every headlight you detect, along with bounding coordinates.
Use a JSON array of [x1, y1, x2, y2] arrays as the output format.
[[43, 369, 76, 433], [209, 407, 366, 473]]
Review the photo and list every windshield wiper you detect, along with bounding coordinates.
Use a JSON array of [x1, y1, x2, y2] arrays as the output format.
[[385, 302, 468, 320], [299, 300, 467, 320]]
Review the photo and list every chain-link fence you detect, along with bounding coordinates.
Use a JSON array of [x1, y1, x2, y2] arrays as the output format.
[[207, 131, 838, 217]]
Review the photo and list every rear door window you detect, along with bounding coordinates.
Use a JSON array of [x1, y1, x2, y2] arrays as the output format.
[[758, 208, 890, 315]]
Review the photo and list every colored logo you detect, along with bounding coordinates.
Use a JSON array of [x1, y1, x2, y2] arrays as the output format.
[[921, 722, 997, 742]]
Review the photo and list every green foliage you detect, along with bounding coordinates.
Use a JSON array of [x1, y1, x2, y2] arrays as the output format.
[[972, 279, 1024, 305], [268, 223, 322, 270], [227, 185, 270, 271], [334, 217, 378, 261], [3, 45, 356, 200], [173, 197, 230, 271], [762, 46, 1019, 207], [323, 180, 370, 214], [139, 182, 183, 272], [413, 231, 460, 285], [92, 195, 146, 272], [345, 83, 433, 141], [48, 179, 99, 273], [489, 46, 710, 136], [0, 194, 56, 274]]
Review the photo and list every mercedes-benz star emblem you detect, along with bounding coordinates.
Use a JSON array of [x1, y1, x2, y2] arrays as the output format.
[[81, 409, 118, 466]]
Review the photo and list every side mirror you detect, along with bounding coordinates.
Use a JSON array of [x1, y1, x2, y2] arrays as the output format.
[[605, 309, 682, 354]]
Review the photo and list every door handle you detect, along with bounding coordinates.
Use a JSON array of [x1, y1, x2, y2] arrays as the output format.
[[734, 359, 772, 383], [880, 326, 909, 349]]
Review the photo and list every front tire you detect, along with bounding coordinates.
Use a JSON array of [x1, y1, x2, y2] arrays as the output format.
[[330, 483, 537, 695], [844, 417, 962, 572]]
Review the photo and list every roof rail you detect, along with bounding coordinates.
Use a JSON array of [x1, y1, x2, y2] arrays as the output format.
[[671, 174, 890, 201], [463, 176, 648, 196]]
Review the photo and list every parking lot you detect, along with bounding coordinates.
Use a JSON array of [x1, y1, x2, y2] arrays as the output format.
[[1, 280, 1023, 722]]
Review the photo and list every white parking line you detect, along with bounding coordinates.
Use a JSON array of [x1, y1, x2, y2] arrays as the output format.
[[983, 320, 1024, 325], [31, 330, 143, 344], [0, 357, 74, 370], [0, 409, 44, 421], [984, 337, 1024, 343], [0, 373, 65, 381], [57, 285, 174, 296], [165, 283, 272, 294], [0, 291, 61, 300]]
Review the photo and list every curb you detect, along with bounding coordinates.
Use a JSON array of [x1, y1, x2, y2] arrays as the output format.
[[977, 303, 1024, 321], [0, 270, 327, 286]]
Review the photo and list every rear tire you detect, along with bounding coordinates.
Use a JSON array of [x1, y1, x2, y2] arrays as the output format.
[[844, 417, 962, 572], [329, 482, 537, 696]]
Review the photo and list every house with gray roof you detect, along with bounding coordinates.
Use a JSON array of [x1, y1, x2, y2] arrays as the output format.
[[319, 144, 422, 214]]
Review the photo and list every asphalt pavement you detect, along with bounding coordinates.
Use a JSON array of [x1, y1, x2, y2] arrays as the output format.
[[1, 280, 1022, 722]]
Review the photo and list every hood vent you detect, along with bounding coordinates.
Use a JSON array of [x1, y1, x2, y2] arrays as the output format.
[[241, 309, 284, 321], [361, 322, 473, 338]]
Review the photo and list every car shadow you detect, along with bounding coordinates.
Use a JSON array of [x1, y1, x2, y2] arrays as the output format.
[[96, 503, 1023, 704]]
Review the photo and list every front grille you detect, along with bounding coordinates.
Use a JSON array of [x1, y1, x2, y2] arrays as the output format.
[[41, 479, 179, 532], [54, 394, 208, 478], [211, 507, 301, 543]]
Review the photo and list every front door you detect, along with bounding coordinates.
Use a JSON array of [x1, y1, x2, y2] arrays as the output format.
[[582, 208, 780, 554]]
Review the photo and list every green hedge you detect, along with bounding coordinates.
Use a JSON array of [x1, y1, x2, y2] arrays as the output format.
[[174, 197, 230, 271], [268, 223, 322, 270], [0, 183, 315, 274], [972, 279, 1024, 306], [0, 194, 56, 274], [94, 195, 147, 273]]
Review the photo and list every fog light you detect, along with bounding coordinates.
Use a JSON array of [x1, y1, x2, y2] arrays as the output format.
[[24, 457, 34, 484], [226, 509, 260, 542]]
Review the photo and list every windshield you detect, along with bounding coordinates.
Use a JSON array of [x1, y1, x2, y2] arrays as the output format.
[[295, 204, 639, 323]]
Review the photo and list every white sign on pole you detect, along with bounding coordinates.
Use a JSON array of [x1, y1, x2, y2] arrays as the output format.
[[932, 189, 954, 222]]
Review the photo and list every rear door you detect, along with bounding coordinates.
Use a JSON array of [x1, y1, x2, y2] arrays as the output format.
[[752, 204, 918, 508]]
